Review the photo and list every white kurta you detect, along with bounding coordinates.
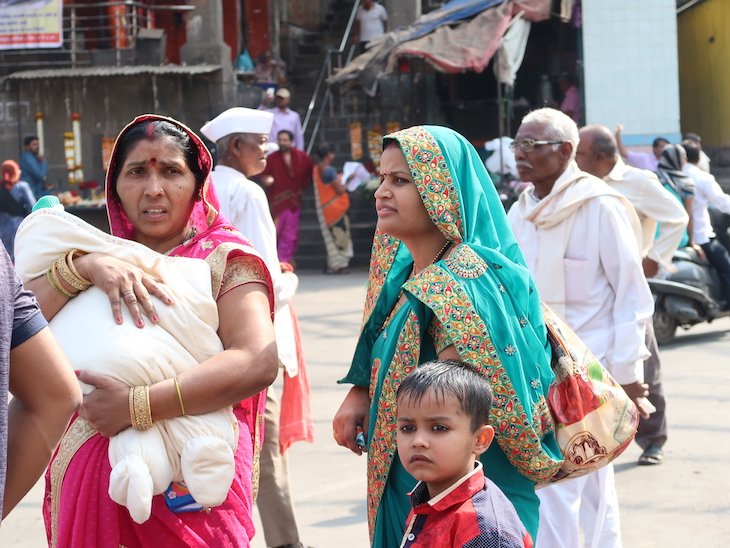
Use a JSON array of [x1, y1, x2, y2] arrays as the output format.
[[211, 165, 299, 374], [605, 158, 688, 269], [508, 186, 652, 385]]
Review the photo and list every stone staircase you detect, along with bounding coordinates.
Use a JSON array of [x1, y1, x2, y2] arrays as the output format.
[[285, 0, 380, 271], [285, 0, 439, 271]]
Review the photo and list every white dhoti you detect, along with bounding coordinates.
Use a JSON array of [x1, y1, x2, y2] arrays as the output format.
[[537, 465, 622, 548]]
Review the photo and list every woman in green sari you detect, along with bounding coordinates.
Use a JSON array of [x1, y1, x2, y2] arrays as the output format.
[[332, 126, 563, 545]]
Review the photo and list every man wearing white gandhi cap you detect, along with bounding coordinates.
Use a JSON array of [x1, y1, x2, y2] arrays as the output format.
[[201, 107, 312, 548]]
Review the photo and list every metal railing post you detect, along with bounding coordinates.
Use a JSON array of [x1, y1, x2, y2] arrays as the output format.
[[302, 0, 362, 152]]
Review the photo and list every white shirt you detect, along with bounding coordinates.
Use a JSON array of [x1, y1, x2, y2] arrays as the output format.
[[684, 163, 730, 245], [698, 149, 711, 173], [356, 3, 388, 42], [210, 165, 299, 373], [508, 184, 652, 384], [211, 165, 279, 272], [604, 158, 688, 269]]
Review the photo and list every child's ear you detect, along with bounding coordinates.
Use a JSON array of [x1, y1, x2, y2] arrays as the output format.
[[473, 425, 495, 457]]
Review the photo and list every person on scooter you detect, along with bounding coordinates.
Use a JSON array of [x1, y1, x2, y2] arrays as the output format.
[[576, 125, 689, 467], [683, 141, 730, 310]]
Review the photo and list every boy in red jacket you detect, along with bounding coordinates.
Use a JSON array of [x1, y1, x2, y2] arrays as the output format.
[[396, 360, 534, 548]]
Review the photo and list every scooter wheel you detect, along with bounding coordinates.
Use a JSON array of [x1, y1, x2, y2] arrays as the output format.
[[654, 305, 677, 345]]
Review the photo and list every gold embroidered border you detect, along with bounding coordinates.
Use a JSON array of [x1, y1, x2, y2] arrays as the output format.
[[205, 243, 268, 300], [251, 411, 264, 501], [362, 232, 401, 326], [367, 309, 421, 539], [50, 418, 96, 547]]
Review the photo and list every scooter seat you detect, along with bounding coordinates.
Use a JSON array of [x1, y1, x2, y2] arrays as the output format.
[[674, 246, 711, 267]]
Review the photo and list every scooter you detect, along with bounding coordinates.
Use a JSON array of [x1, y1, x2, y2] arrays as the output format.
[[649, 239, 730, 345]]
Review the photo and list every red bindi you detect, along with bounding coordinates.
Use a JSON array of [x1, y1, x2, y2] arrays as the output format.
[[150, 158, 157, 166]]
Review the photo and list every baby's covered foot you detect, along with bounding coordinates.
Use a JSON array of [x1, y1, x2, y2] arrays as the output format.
[[180, 436, 235, 507], [109, 454, 154, 524]]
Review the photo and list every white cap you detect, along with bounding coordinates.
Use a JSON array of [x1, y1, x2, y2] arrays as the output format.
[[200, 107, 274, 143]]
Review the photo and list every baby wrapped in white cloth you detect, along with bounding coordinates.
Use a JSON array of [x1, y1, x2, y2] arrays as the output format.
[[15, 209, 238, 524]]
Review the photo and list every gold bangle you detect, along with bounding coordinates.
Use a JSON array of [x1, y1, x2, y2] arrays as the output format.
[[131, 385, 153, 431], [144, 385, 153, 426], [128, 386, 136, 428], [65, 249, 92, 286], [47, 264, 76, 299], [173, 376, 186, 416], [55, 256, 90, 292]]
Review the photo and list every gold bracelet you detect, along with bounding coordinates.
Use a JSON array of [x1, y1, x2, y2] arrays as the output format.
[[55, 256, 90, 292], [130, 385, 153, 431], [65, 249, 92, 286], [173, 376, 186, 416], [47, 264, 76, 299]]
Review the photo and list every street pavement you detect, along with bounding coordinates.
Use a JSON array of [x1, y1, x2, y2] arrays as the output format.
[[1, 271, 729, 547]]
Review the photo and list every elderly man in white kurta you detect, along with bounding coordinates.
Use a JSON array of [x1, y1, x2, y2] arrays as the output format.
[[201, 107, 309, 548], [507, 108, 655, 548], [576, 124, 689, 467]]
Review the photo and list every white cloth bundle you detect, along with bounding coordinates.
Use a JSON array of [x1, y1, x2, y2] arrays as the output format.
[[15, 210, 238, 524]]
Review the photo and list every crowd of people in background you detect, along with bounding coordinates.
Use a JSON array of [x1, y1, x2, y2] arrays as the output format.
[[3, 56, 730, 547]]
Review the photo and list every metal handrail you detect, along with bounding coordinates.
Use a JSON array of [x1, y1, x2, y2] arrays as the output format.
[[63, 1, 193, 12], [306, 44, 356, 156], [0, 0, 195, 73], [303, 0, 361, 154]]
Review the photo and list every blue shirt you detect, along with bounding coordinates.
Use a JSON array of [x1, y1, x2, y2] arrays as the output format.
[[19, 151, 47, 198]]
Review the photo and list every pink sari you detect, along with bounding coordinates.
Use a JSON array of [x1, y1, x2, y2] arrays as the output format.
[[43, 115, 274, 547]]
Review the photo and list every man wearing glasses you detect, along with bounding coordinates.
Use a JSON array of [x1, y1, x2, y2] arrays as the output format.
[[507, 108, 655, 548]]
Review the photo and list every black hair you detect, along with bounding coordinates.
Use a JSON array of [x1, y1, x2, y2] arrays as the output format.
[[110, 119, 205, 199], [382, 138, 401, 152], [396, 360, 493, 432], [277, 129, 294, 141], [652, 137, 669, 149], [316, 143, 334, 161], [682, 140, 701, 164], [24, 135, 38, 146]]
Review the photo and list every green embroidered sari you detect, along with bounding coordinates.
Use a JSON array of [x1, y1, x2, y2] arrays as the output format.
[[341, 126, 563, 545]]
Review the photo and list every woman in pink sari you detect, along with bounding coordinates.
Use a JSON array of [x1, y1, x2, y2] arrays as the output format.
[[25, 114, 278, 547]]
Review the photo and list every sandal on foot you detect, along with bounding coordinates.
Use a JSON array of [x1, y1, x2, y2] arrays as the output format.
[[638, 446, 664, 465]]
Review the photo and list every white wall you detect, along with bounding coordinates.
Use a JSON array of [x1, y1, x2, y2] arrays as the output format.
[[582, 0, 681, 145]]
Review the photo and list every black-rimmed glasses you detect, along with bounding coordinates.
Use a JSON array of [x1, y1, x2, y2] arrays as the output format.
[[509, 139, 565, 152]]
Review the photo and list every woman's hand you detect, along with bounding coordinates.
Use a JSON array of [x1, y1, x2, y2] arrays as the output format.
[[333, 386, 370, 456], [75, 253, 174, 327], [77, 370, 132, 437]]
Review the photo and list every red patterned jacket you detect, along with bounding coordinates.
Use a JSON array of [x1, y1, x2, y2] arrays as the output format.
[[400, 462, 534, 548]]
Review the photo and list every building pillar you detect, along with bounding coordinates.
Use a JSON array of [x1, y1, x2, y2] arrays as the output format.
[[180, 0, 235, 109], [180, 0, 232, 67]]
